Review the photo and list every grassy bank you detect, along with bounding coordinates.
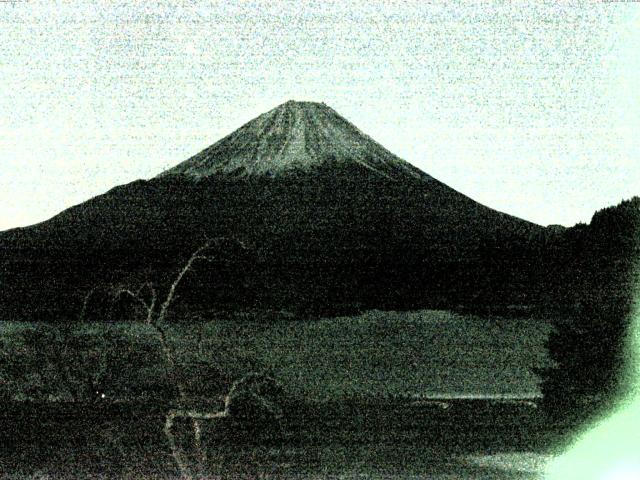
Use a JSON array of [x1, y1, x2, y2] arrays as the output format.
[[0, 309, 550, 403]]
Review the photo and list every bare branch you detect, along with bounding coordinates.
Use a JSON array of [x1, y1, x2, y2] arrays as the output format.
[[78, 287, 98, 322], [147, 285, 157, 324], [141, 282, 157, 324], [164, 410, 194, 480], [162, 377, 241, 479], [135, 281, 154, 297], [156, 242, 215, 324], [81, 237, 248, 478], [114, 285, 155, 323], [156, 236, 246, 324]]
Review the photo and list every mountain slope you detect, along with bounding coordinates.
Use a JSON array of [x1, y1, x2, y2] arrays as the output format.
[[0, 101, 544, 320]]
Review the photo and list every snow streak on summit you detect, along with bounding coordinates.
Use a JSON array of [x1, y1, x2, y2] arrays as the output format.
[[159, 100, 429, 180]]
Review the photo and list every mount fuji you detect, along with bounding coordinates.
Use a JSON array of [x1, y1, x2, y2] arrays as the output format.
[[0, 101, 544, 319]]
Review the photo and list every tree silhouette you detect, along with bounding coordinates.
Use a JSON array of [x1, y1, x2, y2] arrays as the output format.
[[80, 237, 288, 478], [538, 197, 639, 418]]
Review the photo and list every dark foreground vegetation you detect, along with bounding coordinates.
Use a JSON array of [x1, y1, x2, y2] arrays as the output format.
[[0, 194, 637, 477], [0, 311, 555, 478], [537, 197, 640, 419], [0, 398, 572, 479]]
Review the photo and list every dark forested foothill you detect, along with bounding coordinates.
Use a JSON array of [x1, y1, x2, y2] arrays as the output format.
[[536, 197, 640, 418]]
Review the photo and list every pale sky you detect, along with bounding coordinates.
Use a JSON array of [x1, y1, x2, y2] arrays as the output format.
[[1, 1, 639, 230]]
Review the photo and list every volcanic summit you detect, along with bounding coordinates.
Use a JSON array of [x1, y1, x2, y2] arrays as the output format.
[[159, 100, 428, 180]]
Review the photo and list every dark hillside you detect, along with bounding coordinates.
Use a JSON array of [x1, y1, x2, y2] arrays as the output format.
[[0, 102, 543, 320], [538, 197, 640, 416]]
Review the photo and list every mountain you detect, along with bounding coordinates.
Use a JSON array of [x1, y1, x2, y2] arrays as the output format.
[[0, 101, 546, 320]]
